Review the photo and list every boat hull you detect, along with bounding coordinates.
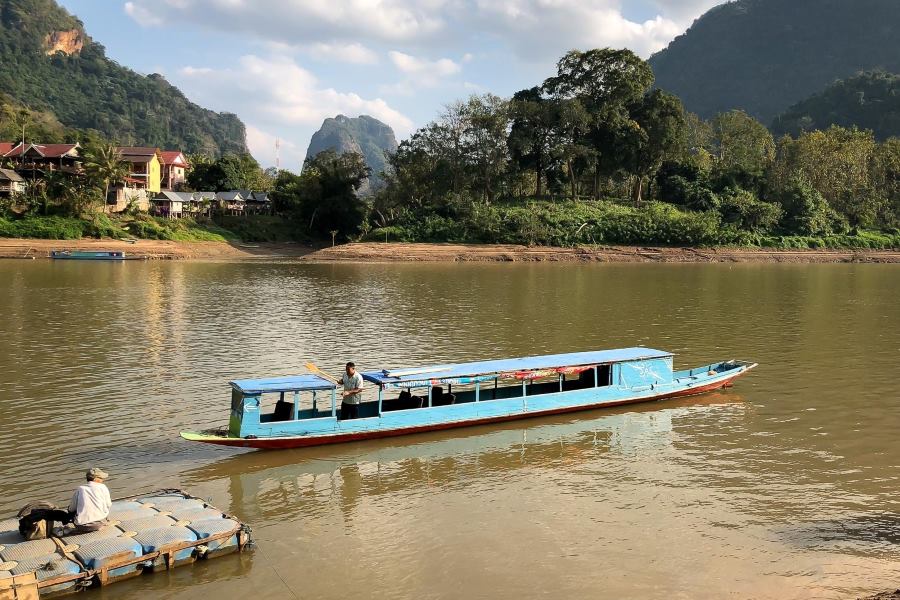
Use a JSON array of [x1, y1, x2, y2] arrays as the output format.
[[181, 365, 754, 450], [50, 250, 127, 260]]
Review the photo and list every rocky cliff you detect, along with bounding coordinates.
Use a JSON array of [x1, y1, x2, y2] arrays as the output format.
[[305, 115, 398, 194]]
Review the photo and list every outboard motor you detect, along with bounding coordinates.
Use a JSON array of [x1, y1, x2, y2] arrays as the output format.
[[17, 501, 72, 540]]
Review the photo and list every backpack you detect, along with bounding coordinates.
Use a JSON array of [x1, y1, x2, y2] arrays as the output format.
[[17, 502, 72, 540]]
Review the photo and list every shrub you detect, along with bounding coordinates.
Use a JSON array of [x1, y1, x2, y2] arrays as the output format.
[[0, 216, 85, 239]]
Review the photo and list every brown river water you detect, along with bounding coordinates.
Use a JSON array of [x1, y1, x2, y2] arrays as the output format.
[[0, 260, 898, 599]]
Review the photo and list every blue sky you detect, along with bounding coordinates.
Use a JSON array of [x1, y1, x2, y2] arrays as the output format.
[[57, 0, 723, 170]]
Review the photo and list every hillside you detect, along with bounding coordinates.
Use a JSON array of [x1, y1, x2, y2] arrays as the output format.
[[0, 0, 248, 155], [305, 115, 398, 193], [772, 71, 900, 140], [649, 0, 900, 123]]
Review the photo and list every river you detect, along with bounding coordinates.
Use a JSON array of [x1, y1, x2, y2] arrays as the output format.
[[0, 260, 897, 599]]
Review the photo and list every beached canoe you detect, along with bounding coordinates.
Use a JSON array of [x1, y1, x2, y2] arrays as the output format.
[[180, 347, 756, 450], [50, 250, 127, 260]]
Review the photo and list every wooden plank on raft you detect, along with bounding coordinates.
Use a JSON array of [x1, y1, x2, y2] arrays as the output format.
[[0, 573, 39, 600]]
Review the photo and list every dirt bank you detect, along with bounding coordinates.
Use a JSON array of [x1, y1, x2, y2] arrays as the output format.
[[301, 242, 900, 264], [2, 239, 899, 263], [860, 591, 900, 600], [0, 238, 314, 260]]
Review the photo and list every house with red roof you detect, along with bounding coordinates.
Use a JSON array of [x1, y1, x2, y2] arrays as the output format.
[[160, 150, 189, 190], [2, 142, 82, 176]]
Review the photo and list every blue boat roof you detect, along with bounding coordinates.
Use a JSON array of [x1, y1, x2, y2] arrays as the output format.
[[230, 374, 336, 394], [363, 347, 672, 385]]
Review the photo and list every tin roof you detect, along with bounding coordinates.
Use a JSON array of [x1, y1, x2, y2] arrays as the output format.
[[363, 348, 672, 385], [3, 143, 79, 158], [230, 374, 337, 394]]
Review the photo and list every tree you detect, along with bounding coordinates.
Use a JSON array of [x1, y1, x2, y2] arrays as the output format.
[[872, 137, 900, 227], [710, 110, 776, 176], [544, 49, 657, 200], [621, 90, 687, 205], [776, 177, 845, 236], [460, 94, 510, 204], [296, 150, 370, 239], [186, 153, 270, 192], [508, 88, 561, 197], [82, 142, 128, 210], [772, 127, 878, 226]]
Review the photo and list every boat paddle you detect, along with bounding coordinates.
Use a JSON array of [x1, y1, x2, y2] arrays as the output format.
[[304, 362, 342, 385]]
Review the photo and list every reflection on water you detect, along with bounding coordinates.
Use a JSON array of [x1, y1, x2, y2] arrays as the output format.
[[1, 261, 898, 599]]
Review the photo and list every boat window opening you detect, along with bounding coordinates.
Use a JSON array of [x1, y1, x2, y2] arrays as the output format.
[[258, 391, 333, 423]]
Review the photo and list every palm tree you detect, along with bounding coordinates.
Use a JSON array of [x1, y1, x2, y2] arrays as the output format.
[[83, 143, 129, 211]]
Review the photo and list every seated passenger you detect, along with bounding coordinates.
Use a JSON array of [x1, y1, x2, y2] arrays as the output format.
[[68, 467, 112, 533]]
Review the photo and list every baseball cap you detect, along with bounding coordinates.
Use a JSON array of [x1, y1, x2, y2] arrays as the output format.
[[86, 467, 110, 481]]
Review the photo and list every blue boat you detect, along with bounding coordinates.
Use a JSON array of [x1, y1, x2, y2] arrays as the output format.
[[180, 348, 756, 450], [50, 250, 127, 260]]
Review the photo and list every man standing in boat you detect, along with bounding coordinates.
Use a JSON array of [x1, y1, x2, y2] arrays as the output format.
[[341, 362, 364, 420]]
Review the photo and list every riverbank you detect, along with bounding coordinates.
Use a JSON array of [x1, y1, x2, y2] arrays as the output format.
[[2, 238, 900, 263], [0, 238, 314, 260]]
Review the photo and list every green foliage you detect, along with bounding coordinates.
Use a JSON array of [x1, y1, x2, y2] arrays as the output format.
[[0, 0, 247, 155], [776, 177, 846, 236], [649, 0, 900, 122], [186, 153, 271, 192], [773, 71, 900, 140], [365, 199, 740, 247], [717, 189, 783, 233], [215, 215, 304, 243], [117, 214, 236, 241], [276, 150, 370, 240], [772, 126, 880, 226], [0, 215, 84, 238], [0, 93, 70, 142]]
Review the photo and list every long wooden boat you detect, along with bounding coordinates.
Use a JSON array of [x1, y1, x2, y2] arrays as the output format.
[[50, 250, 128, 260], [180, 348, 756, 450]]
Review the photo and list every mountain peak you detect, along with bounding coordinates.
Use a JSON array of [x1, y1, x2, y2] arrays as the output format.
[[306, 115, 398, 194], [649, 0, 900, 122]]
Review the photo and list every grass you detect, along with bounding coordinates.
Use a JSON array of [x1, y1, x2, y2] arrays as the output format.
[[0, 214, 239, 242]]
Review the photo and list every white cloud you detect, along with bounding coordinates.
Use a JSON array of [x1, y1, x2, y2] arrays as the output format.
[[306, 42, 380, 65], [468, 0, 683, 59], [123, 1, 164, 27], [174, 54, 413, 168], [382, 51, 463, 93], [124, 0, 711, 60], [125, 0, 446, 43], [389, 51, 461, 76]]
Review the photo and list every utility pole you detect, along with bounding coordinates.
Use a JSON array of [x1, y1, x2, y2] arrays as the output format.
[[275, 137, 281, 171]]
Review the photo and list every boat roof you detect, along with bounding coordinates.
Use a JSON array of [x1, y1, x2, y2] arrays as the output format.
[[363, 347, 672, 385], [230, 374, 336, 394]]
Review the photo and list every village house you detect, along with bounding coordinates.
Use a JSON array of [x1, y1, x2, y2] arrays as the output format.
[[116, 147, 162, 193], [151, 190, 215, 218], [0, 168, 25, 197], [109, 146, 165, 212], [160, 150, 189, 190], [215, 190, 245, 215], [2, 142, 82, 178]]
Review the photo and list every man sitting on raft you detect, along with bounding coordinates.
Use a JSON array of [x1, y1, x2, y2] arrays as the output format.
[[69, 467, 112, 533]]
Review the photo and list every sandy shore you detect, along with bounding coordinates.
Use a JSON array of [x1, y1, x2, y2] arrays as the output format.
[[0, 238, 314, 260], [1, 239, 899, 263]]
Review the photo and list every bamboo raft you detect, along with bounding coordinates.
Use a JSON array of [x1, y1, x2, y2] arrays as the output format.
[[0, 489, 251, 598]]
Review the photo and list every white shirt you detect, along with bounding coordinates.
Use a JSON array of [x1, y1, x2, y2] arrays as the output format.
[[342, 371, 364, 405], [69, 481, 112, 525]]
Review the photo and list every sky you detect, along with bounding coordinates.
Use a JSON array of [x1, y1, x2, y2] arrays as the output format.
[[57, 0, 724, 171]]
